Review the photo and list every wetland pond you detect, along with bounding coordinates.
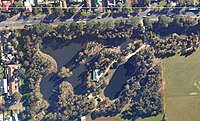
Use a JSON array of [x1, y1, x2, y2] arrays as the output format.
[[40, 39, 132, 101]]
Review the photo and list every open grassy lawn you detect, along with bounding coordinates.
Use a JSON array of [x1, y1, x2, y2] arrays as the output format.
[[162, 49, 200, 121], [136, 114, 163, 121]]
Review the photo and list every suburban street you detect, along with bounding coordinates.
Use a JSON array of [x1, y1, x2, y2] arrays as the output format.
[[0, 8, 200, 30]]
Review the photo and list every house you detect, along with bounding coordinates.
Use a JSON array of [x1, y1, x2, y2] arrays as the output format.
[[151, 0, 160, 3], [107, 0, 116, 7], [24, 0, 33, 12], [87, 94, 93, 99], [6, 115, 12, 121], [93, 0, 102, 7], [0, 0, 14, 12], [68, 0, 83, 3], [0, 114, 3, 121], [86, 0, 91, 9], [81, 116, 86, 121], [8, 81, 18, 96], [96, 95, 103, 102], [13, 114, 18, 121], [0, 79, 8, 95], [126, 0, 133, 5], [7, 64, 18, 79], [92, 69, 101, 82], [37, 0, 59, 5], [24, 0, 35, 12]]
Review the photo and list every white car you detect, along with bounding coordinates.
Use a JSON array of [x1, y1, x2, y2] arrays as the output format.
[[97, 16, 102, 19], [147, 13, 151, 16], [143, 16, 147, 18]]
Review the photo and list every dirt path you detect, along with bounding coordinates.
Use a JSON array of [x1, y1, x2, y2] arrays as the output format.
[[124, 44, 147, 60], [100, 60, 117, 77], [161, 62, 167, 121]]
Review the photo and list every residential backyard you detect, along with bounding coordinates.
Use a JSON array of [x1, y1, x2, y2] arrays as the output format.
[[162, 49, 200, 121]]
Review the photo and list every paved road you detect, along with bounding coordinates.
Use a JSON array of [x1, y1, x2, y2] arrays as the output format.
[[0, 8, 199, 30]]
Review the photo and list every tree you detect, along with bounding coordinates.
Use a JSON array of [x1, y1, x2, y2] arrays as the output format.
[[12, 1, 23, 15], [158, 15, 172, 28], [13, 40, 19, 49], [143, 17, 152, 30], [57, 67, 73, 78], [95, 9, 101, 16], [173, 15, 197, 33], [38, 8, 43, 14], [81, 10, 87, 17], [127, 17, 141, 28], [69, 6, 78, 15], [46, 3, 53, 14], [53, 8, 64, 17], [107, 9, 112, 15], [0, 14, 10, 20], [18, 51, 24, 58], [145, 0, 151, 6], [13, 92, 22, 102], [19, 68, 26, 77]]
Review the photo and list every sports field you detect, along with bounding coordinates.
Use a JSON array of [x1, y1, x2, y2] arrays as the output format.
[[136, 114, 163, 121], [162, 49, 200, 121]]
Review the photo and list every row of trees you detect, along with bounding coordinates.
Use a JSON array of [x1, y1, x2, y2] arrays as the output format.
[[27, 15, 199, 44], [143, 15, 198, 33], [50, 18, 142, 40]]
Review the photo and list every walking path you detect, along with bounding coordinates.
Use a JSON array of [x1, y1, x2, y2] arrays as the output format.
[[124, 44, 147, 60]]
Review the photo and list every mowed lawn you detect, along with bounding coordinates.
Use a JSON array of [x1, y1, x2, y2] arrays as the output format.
[[162, 49, 200, 121], [136, 114, 163, 121]]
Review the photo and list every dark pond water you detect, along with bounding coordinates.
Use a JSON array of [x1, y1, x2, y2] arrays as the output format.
[[40, 42, 86, 100], [104, 64, 129, 100], [40, 38, 133, 101], [104, 61, 135, 100]]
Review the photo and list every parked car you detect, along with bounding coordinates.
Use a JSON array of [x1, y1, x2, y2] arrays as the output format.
[[97, 16, 102, 19], [143, 16, 147, 18], [147, 13, 151, 16]]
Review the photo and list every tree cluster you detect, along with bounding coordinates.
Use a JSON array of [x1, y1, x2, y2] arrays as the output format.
[[44, 81, 95, 120], [146, 32, 199, 58]]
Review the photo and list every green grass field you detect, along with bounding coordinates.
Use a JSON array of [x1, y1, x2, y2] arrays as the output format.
[[136, 114, 163, 121], [162, 49, 200, 121]]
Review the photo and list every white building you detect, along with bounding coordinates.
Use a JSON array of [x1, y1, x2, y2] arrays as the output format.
[[0, 79, 8, 95], [92, 69, 101, 82], [0, 114, 3, 121], [81, 116, 86, 121]]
